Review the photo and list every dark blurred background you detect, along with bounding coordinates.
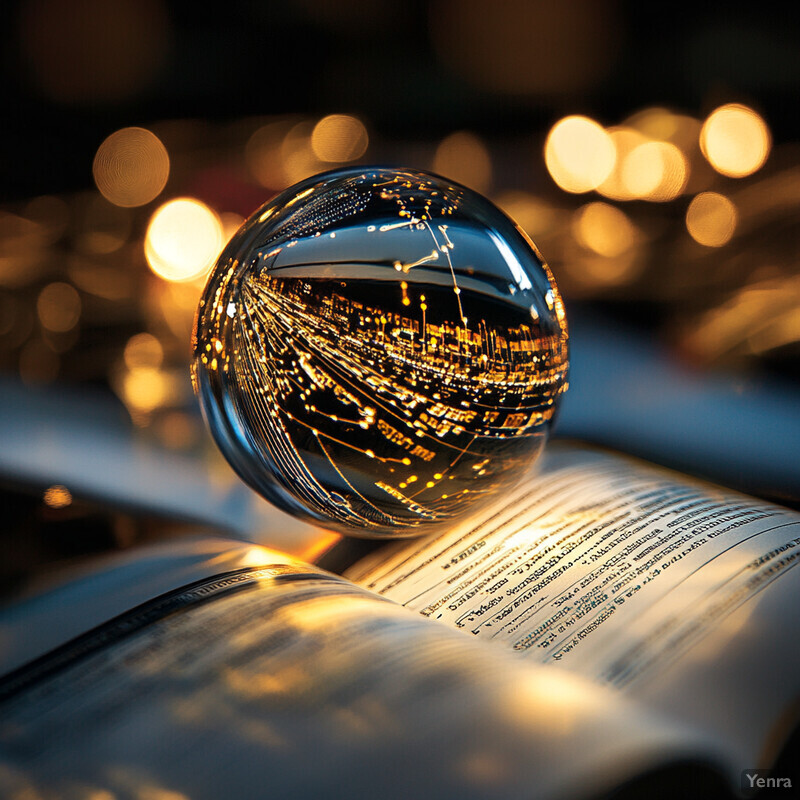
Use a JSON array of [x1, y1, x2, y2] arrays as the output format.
[[1, 0, 799, 594]]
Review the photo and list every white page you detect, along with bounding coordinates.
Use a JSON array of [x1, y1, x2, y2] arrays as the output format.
[[347, 442, 800, 770]]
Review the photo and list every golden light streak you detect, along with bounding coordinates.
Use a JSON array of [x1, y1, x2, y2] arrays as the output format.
[[93, 127, 169, 207], [394, 249, 439, 274], [700, 104, 771, 178], [686, 192, 737, 247], [282, 595, 381, 632], [311, 114, 369, 162], [145, 198, 224, 283], [748, 308, 800, 356], [296, 530, 341, 562], [682, 277, 800, 361], [544, 116, 615, 194], [286, 187, 315, 208]]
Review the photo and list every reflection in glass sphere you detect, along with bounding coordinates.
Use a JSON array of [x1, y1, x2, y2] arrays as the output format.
[[192, 168, 569, 538]]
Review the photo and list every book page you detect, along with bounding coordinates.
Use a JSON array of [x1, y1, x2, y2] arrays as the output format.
[[346, 442, 800, 766], [0, 554, 720, 800]]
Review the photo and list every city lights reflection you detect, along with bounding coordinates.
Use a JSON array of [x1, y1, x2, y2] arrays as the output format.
[[194, 168, 569, 537]]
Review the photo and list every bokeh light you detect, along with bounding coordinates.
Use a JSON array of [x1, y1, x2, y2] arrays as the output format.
[[2, 0, 799, 584], [625, 108, 702, 152], [282, 121, 327, 185], [37, 282, 81, 332], [573, 202, 637, 257], [124, 332, 164, 370], [43, 485, 72, 509], [246, 120, 297, 189], [686, 192, 737, 247], [122, 367, 170, 413], [246, 120, 327, 188], [544, 117, 615, 194], [144, 199, 224, 283], [93, 127, 170, 208], [596, 127, 649, 201], [621, 141, 687, 201], [311, 115, 369, 162], [220, 212, 245, 242], [433, 131, 492, 193], [495, 191, 561, 238], [700, 104, 771, 178]]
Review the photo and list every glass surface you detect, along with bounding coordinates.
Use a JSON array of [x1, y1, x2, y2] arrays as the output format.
[[192, 167, 568, 537]]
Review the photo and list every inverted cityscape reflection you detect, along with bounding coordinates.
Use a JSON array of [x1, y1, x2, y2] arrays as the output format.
[[193, 168, 569, 537]]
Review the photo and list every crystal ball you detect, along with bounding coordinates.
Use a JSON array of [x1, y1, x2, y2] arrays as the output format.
[[192, 167, 569, 538]]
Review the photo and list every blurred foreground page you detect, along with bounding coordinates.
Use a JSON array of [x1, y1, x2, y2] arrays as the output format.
[[346, 442, 800, 768], [0, 557, 721, 800]]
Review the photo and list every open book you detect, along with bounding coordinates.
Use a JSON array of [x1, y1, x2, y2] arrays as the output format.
[[1, 441, 799, 799]]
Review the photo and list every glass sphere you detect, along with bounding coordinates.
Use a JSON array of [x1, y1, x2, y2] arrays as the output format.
[[192, 167, 568, 538]]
